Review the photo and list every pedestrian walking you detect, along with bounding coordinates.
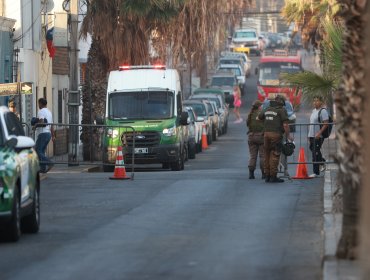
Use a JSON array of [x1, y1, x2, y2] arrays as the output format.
[[233, 87, 243, 123], [33, 98, 55, 173], [246, 100, 265, 179], [308, 95, 329, 177], [258, 95, 292, 183]]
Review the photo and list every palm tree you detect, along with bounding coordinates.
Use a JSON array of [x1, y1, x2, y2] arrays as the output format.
[[281, 19, 343, 106], [153, 0, 249, 87], [79, 0, 249, 159], [79, 0, 185, 159], [282, 0, 367, 260], [281, 0, 341, 49], [333, 0, 366, 260], [361, 0, 370, 272]]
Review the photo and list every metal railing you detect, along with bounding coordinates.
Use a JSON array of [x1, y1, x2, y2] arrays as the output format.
[[30, 123, 137, 176], [279, 122, 337, 177]]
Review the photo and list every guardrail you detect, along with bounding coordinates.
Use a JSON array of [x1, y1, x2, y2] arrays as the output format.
[[279, 122, 337, 177], [30, 123, 136, 175]]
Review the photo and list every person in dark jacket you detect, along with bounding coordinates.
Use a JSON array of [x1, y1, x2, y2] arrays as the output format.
[[246, 100, 265, 179], [258, 95, 292, 183]]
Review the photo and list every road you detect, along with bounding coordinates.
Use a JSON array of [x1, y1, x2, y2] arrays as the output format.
[[0, 55, 324, 280]]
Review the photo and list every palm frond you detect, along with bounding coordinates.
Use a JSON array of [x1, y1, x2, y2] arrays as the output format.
[[281, 71, 336, 104]]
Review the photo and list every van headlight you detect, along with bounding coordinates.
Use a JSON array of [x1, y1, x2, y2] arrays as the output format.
[[163, 126, 176, 137], [107, 128, 119, 138]]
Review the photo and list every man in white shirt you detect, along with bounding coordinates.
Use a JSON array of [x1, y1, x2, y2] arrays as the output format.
[[308, 96, 329, 177], [34, 98, 55, 173]]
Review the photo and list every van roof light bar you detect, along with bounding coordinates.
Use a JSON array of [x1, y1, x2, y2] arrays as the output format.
[[119, 65, 166, 71]]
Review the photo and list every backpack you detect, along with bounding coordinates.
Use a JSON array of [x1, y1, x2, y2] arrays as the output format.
[[318, 108, 333, 138]]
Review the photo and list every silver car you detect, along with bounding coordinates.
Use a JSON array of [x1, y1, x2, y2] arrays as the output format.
[[184, 106, 202, 156], [183, 100, 213, 145], [189, 93, 228, 135]]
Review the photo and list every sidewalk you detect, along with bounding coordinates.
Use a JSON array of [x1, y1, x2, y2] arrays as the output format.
[[39, 163, 99, 179], [322, 165, 360, 279]]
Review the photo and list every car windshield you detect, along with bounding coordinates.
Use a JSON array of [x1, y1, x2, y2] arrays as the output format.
[[234, 31, 256, 38], [220, 59, 241, 65], [211, 77, 236, 87], [219, 67, 241, 76], [192, 97, 221, 108], [258, 62, 302, 86], [108, 90, 174, 120], [186, 104, 207, 117]]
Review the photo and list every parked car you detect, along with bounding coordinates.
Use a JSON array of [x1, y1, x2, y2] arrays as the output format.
[[184, 106, 200, 157], [210, 71, 241, 108], [193, 87, 228, 109], [190, 93, 228, 135], [183, 100, 213, 145], [202, 100, 219, 141], [0, 106, 40, 242], [218, 56, 251, 77], [217, 64, 246, 93], [221, 51, 252, 74]]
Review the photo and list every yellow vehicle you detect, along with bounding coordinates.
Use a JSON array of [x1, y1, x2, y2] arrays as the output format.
[[233, 46, 250, 55]]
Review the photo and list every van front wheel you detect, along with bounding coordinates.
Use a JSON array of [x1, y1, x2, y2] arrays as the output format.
[[171, 149, 185, 171]]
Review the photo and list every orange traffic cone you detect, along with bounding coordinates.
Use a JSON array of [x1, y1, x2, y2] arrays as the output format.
[[292, 147, 312, 179], [201, 123, 208, 150], [109, 146, 130, 180]]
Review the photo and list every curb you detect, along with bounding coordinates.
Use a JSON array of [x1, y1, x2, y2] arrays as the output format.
[[322, 166, 360, 280]]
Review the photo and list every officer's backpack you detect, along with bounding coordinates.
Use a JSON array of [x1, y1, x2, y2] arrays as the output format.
[[318, 108, 333, 138]]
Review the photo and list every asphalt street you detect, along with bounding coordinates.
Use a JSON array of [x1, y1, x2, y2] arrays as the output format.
[[0, 55, 324, 280]]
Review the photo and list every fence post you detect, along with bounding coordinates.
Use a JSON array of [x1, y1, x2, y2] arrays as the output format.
[[67, 90, 80, 166]]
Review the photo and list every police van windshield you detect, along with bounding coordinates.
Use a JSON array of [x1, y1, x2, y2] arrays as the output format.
[[258, 62, 302, 86], [108, 91, 174, 120]]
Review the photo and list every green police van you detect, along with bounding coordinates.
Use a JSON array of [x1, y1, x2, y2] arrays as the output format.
[[101, 65, 188, 171]]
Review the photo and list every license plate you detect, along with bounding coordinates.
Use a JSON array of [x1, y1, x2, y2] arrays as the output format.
[[134, 148, 148, 154]]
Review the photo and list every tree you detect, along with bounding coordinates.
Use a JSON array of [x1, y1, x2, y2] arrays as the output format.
[[281, 19, 343, 105], [281, 0, 341, 49], [361, 0, 370, 275], [334, 0, 367, 259], [282, 0, 368, 260], [79, 0, 185, 159], [79, 0, 249, 159]]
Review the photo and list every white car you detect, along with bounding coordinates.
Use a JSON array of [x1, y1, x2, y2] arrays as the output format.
[[218, 56, 251, 77], [217, 64, 246, 92], [184, 106, 201, 156], [183, 100, 213, 146], [220, 51, 252, 77]]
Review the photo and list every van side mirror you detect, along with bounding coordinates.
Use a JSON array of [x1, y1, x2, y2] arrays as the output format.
[[255, 67, 259, 75], [96, 116, 104, 125], [180, 111, 189, 125]]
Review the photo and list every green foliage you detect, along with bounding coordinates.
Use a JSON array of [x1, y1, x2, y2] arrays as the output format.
[[281, 19, 344, 104], [120, 0, 185, 20]]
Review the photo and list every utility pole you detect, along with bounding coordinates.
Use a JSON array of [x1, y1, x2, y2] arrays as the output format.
[[68, 0, 80, 166]]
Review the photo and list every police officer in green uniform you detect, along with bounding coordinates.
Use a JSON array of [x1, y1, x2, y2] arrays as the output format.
[[258, 95, 292, 183], [246, 100, 265, 179]]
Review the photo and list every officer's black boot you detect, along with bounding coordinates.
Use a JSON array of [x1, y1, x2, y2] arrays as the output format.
[[265, 176, 270, 183], [249, 168, 255, 179], [270, 176, 284, 183], [261, 172, 266, 180]]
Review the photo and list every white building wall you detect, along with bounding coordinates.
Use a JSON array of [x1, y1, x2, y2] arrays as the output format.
[[4, 0, 52, 123]]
